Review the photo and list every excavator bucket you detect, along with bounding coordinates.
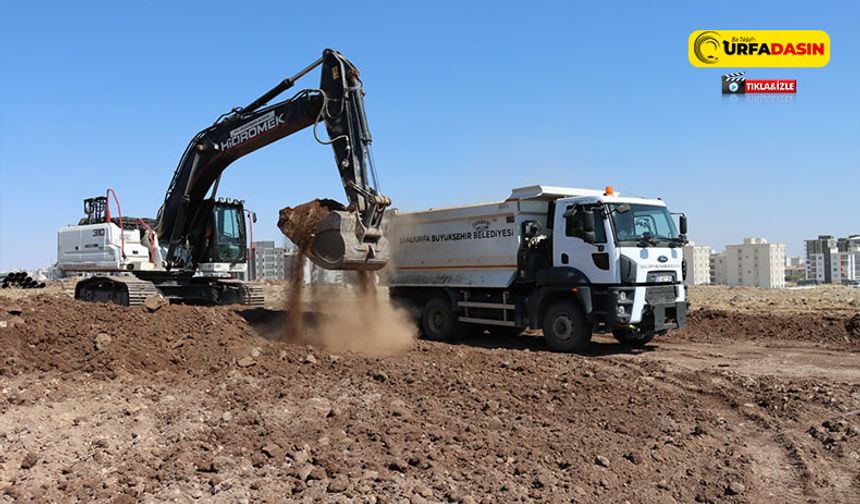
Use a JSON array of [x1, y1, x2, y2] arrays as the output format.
[[278, 200, 389, 271], [310, 210, 389, 271]]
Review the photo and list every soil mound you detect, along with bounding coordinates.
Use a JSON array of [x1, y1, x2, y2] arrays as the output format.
[[0, 295, 857, 502], [673, 309, 860, 347], [0, 295, 299, 378]]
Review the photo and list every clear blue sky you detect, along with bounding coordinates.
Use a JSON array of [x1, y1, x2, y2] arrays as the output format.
[[1, 1, 858, 270]]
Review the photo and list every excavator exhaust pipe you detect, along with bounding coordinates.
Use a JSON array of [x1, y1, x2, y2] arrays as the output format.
[[308, 211, 389, 271], [278, 200, 389, 272]]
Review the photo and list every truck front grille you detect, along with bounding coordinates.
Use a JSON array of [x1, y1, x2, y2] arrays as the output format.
[[645, 285, 676, 305]]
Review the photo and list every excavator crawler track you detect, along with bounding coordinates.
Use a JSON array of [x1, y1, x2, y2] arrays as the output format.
[[239, 283, 265, 307], [218, 279, 265, 307], [75, 275, 160, 306]]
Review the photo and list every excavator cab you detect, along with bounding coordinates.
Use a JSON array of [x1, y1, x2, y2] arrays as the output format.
[[211, 201, 247, 264], [187, 198, 248, 267]]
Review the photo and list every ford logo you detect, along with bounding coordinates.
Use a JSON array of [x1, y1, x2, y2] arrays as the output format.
[[657, 255, 668, 263]]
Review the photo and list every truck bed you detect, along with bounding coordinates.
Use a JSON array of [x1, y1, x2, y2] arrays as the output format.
[[386, 199, 548, 288]]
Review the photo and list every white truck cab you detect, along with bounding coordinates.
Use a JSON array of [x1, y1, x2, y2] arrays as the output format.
[[386, 185, 689, 352], [549, 189, 686, 330]]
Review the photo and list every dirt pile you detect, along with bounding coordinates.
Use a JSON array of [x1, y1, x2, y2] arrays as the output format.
[[0, 295, 279, 378], [688, 284, 860, 314], [0, 295, 767, 503], [670, 309, 860, 347], [0, 289, 858, 502]]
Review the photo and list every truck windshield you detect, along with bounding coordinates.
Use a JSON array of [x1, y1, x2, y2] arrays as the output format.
[[608, 204, 679, 246]]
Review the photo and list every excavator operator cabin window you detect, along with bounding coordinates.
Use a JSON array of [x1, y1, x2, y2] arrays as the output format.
[[215, 206, 244, 262]]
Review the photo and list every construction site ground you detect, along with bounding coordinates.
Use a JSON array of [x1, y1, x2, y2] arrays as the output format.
[[1, 283, 858, 503]]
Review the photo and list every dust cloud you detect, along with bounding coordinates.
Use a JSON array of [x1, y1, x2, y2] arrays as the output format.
[[285, 252, 306, 342], [278, 200, 416, 354], [278, 200, 330, 344], [281, 269, 415, 356], [308, 271, 416, 356]]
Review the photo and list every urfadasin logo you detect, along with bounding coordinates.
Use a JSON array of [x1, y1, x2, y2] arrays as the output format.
[[693, 31, 722, 65], [721, 71, 797, 94], [689, 30, 830, 68]]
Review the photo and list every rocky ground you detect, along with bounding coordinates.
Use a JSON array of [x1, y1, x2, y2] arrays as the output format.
[[0, 284, 858, 503]]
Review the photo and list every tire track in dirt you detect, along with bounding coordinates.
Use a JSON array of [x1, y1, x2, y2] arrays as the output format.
[[2, 292, 858, 502], [600, 354, 853, 502], [655, 367, 814, 500]]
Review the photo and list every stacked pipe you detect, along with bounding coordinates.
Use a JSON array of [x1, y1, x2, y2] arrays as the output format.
[[1, 272, 46, 289]]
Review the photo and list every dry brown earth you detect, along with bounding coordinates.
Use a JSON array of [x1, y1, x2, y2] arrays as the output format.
[[0, 284, 857, 503]]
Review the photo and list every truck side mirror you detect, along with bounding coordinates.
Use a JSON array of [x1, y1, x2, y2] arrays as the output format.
[[679, 214, 687, 235], [564, 207, 597, 243], [582, 231, 596, 244], [581, 211, 595, 232], [523, 220, 542, 239]]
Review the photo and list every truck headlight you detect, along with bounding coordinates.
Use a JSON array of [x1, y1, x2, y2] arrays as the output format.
[[616, 305, 627, 316], [618, 291, 627, 301]]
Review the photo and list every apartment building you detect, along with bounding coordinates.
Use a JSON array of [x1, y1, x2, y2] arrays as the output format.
[[249, 241, 287, 281], [805, 234, 860, 283], [725, 237, 786, 289], [805, 235, 837, 283], [682, 242, 712, 285], [709, 252, 727, 285]]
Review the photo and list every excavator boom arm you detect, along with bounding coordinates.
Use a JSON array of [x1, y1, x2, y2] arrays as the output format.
[[155, 49, 389, 270]]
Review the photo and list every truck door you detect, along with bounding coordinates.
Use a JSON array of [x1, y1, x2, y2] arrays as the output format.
[[554, 202, 616, 284]]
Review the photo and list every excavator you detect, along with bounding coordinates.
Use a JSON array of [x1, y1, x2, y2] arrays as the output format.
[[57, 49, 390, 306]]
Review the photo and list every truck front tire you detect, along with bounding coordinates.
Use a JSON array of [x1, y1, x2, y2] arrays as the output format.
[[421, 296, 465, 341], [542, 300, 592, 352]]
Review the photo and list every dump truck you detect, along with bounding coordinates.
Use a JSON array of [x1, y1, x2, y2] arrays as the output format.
[[385, 185, 688, 352]]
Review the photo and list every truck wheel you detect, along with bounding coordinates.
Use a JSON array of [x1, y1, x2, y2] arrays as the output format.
[[612, 328, 654, 347], [421, 296, 465, 341], [542, 301, 591, 352]]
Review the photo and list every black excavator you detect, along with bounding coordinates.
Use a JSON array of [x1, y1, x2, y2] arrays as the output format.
[[63, 49, 390, 306]]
